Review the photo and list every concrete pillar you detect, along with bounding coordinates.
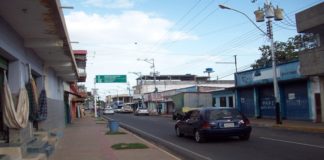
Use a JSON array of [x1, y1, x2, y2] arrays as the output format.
[[8, 61, 26, 94], [279, 84, 286, 119], [235, 90, 241, 111], [253, 87, 260, 118], [320, 76, 324, 122], [318, 33, 324, 47], [7, 61, 33, 145]]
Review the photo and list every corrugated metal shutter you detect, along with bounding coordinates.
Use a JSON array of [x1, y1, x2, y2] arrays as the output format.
[[238, 89, 255, 117], [259, 86, 276, 118], [283, 81, 310, 120]]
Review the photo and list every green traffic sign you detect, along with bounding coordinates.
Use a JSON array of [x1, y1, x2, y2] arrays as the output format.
[[95, 75, 127, 83]]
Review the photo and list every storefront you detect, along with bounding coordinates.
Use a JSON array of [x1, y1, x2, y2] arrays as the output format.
[[236, 61, 313, 121]]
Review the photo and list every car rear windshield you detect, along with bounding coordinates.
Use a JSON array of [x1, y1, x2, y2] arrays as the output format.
[[208, 109, 242, 120]]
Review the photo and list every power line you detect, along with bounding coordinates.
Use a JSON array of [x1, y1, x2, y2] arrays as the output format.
[[177, 0, 215, 32], [158, 0, 218, 50], [146, 0, 231, 56], [173, 0, 203, 28], [273, 23, 296, 31], [138, 1, 319, 76], [199, 21, 249, 37], [283, 11, 296, 26], [217, 64, 252, 80], [170, 0, 322, 78], [140, 0, 203, 56]]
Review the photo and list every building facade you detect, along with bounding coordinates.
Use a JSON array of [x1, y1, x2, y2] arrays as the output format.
[[296, 2, 324, 122], [0, 1, 87, 159], [134, 75, 235, 115], [235, 61, 317, 121]]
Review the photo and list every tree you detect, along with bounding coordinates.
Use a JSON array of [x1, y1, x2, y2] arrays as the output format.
[[251, 33, 318, 69]]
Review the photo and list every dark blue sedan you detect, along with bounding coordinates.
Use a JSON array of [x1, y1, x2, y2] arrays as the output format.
[[175, 107, 252, 143]]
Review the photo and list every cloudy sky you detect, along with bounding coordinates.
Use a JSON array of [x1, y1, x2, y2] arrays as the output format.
[[61, 0, 321, 97]]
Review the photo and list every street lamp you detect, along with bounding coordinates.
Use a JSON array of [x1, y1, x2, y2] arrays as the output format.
[[219, 1, 283, 124], [92, 87, 98, 118], [129, 72, 143, 96], [129, 72, 147, 109], [138, 58, 160, 114], [110, 89, 119, 103], [137, 58, 157, 92]]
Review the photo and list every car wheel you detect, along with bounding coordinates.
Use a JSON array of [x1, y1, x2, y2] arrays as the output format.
[[175, 127, 183, 137], [194, 130, 205, 143], [239, 134, 250, 140], [172, 115, 176, 120]]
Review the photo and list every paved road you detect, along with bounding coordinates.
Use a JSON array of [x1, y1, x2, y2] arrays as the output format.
[[104, 114, 324, 160]]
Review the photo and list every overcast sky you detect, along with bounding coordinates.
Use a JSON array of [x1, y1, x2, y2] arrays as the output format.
[[61, 0, 321, 98]]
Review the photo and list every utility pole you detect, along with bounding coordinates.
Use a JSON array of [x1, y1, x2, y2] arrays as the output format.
[[255, 0, 283, 124], [234, 55, 237, 73], [129, 72, 147, 109], [137, 58, 157, 92], [93, 78, 98, 118], [219, 0, 284, 124], [215, 55, 238, 73], [137, 58, 158, 114], [127, 83, 131, 96]]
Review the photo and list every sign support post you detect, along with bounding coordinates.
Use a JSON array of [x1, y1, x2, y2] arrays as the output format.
[[94, 78, 98, 118]]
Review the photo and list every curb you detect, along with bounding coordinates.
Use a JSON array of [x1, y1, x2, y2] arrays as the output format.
[[251, 122, 324, 134], [103, 116, 212, 160], [272, 125, 324, 134]]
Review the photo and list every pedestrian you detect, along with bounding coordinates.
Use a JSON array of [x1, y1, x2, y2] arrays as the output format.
[[81, 108, 85, 117], [158, 104, 162, 115]]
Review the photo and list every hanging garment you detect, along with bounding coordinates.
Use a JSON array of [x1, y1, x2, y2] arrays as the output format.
[[37, 89, 47, 121], [26, 77, 39, 121], [2, 74, 29, 129]]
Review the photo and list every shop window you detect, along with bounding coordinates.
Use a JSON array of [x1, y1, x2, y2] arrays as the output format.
[[212, 97, 216, 107], [0, 69, 8, 143], [228, 96, 234, 107], [220, 97, 227, 107]]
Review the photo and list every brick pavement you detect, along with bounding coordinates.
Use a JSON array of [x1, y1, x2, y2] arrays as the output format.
[[49, 116, 118, 160], [49, 114, 179, 160]]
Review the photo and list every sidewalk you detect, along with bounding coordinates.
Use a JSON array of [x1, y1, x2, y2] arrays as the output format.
[[250, 118, 324, 133], [49, 114, 179, 160]]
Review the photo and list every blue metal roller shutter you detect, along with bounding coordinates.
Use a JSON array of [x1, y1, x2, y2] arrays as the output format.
[[238, 89, 255, 117], [283, 81, 309, 120], [259, 86, 276, 118]]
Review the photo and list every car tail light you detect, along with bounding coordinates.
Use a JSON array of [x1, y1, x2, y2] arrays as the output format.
[[202, 121, 211, 129], [244, 119, 250, 126], [239, 119, 250, 126]]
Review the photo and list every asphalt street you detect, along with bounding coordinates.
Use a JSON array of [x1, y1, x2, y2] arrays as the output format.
[[103, 113, 324, 160]]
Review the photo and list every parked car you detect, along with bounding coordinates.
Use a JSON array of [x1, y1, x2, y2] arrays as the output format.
[[175, 107, 252, 143], [172, 107, 200, 120], [114, 108, 122, 113], [134, 107, 149, 116], [103, 107, 114, 115], [120, 105, 133, 113]]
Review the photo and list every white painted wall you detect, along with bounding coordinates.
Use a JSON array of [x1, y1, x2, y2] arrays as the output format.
[[45, 67, 64, 100]]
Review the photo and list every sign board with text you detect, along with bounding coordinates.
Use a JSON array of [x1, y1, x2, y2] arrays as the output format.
[[95, 75, 127, 83]]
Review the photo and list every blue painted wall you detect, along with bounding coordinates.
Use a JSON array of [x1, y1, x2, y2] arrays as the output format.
[[236, 61, 303, 87], [212, 90, 235, 108]]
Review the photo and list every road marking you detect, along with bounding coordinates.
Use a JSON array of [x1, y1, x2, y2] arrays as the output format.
[[119, 121, 213, 160], [260, 137, 324, 149]]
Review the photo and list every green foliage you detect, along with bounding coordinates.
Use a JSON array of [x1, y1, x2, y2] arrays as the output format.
[[251, 33, 318, 69], [111, 143, 148, 150]]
